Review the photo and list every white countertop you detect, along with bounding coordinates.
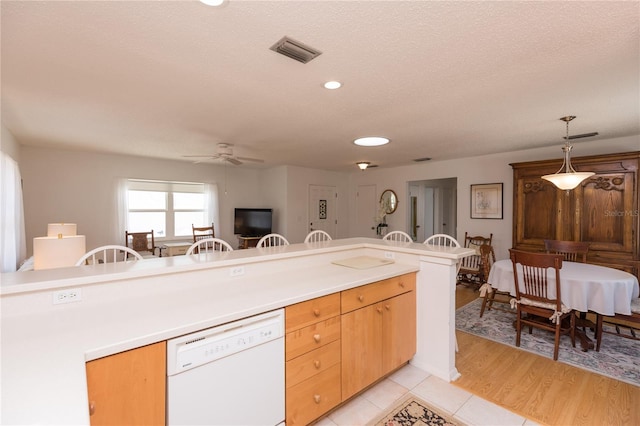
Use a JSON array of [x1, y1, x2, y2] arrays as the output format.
[[1, 238, 473, 425]]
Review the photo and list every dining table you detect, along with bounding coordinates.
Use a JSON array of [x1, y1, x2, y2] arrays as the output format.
[[487, 259, 640, 350]]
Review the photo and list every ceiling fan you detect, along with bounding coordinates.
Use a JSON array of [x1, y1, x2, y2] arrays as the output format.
[[182, 143, 264, 166]]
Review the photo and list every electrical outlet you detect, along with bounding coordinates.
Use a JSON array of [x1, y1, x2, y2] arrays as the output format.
[[52, 288, 82, 305], [384, 251, 395, 259], [230, 266, 245, 277]]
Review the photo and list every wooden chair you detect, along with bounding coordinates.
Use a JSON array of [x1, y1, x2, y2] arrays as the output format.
[[544, 239, 589, 263], [304, 230, 332, 243], [382, 231, 413, 242], [185, 237, 234, 255], [75, 245, 143, 266], [125, 230, 157, 258], [595, 298, 640, 351], [509, 249, 575, 360], [193, 223, 215, 242], [459, 232, 493, 287], [257, 233, 290, 248], [478, 244, 514, 318]]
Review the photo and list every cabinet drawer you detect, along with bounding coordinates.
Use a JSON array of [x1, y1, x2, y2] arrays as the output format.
[[285, 293, 341, 333], [341, 273, 416, 313], [286, 363, 341, 426], [286, 340, 340, 388], [285, 316, 341, 361]]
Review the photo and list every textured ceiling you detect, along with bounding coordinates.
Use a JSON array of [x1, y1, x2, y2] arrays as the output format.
[[2, 1, 639, 171]]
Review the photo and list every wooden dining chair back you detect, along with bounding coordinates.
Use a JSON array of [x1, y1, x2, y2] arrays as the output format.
[[459, 232, 493, 288], [257, 233, 290, 248], [382, 231, 413, 243], [185, 237, 234, 255], [544, 239, 589, 263], [509, 249, 575, 360], [304, 230, 332, 243], [125, 230, 157, 258], [75, 245, 143, 266], [192, 223, 215, 242], [479, 244, 514, 318]]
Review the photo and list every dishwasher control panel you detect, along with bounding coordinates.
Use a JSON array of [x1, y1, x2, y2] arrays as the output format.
[[167, 309, 284, 375]]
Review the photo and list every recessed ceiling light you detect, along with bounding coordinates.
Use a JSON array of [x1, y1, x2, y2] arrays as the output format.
[[356, 162, 370, 170], [199, 0, 227, 6], [353, 136, 390, 147], [324, 81, 342, 90]]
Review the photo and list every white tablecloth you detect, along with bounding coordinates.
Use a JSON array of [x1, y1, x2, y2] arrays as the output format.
[[487, 259, 639, 315]]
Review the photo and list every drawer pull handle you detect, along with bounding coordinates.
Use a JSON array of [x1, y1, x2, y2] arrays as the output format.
[[313, 334, 321, 343], [399, 281, 405, 288], [377, 306, 383, 314], [313, 309, 321, 317], [358, 295, 364, 302], [385, 304, 390, 310], [314, 394, 321, 404], [89, 401, 96, 416], [314, 360, 321, 369]]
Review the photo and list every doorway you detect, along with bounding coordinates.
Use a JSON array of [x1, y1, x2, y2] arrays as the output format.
[[308, 185, 337, 238], [408, 178, 457, 242]]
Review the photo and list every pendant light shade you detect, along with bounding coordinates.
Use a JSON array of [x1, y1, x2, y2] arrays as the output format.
[[541, 116, 594, 190]]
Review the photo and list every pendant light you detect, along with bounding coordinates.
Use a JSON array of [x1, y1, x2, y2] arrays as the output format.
[[541, 116, 594, 190]]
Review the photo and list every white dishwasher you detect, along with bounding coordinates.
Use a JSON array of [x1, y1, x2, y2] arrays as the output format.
[[167, 309, 285, 426]]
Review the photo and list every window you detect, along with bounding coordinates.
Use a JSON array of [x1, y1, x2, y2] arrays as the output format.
[[127, 180, 208, 239]]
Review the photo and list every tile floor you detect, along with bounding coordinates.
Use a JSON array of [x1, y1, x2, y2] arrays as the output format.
[[314, 364, 539, 426]]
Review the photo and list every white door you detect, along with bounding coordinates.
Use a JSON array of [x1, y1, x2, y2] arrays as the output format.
[[309, 185, 337, 237], [355, 184, 377, 237]]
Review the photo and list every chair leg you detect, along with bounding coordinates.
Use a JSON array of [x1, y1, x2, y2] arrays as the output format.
[[480, 292, 491, 317], [553, 321, 561, 361], [596, 314, 603, 352], [515, 312, 522, 348], [570, 313, 576, 348]]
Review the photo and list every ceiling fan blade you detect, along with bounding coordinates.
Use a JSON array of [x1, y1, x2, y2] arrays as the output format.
[[236, 156, 264, 163], [227, 157, 242, 166]]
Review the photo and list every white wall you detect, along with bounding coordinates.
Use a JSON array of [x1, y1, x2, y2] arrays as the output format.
[[1, 125, 21, 162], [348, 135, 639, 260], [16, 134, 639, 260], [20, 146, 265, 255]]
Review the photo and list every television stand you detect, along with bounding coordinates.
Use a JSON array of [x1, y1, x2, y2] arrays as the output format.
[[238, 236, 261, 249]]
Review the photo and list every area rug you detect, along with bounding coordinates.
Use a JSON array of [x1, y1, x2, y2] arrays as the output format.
[[456, 298, 640, 387], [370, 394, 462, 426]]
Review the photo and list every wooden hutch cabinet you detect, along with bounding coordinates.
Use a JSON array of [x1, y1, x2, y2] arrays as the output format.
[[511, 151, 639, 280]]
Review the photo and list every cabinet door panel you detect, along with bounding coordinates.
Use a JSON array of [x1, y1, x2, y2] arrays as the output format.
[[382, 291, 416, 375], [341, 304, 383, 400], [580, 173, 634, 253], [516, 179, 560, 245], [86, 342, 166, 426]]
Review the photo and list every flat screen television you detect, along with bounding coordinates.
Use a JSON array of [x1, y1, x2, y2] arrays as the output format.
[[234, 208, 273, 237]]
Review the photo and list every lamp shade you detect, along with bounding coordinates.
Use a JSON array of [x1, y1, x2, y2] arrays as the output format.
[[541, 171, 595, 190], [47, 223, 77, 237], [33, 235, 86, 270]]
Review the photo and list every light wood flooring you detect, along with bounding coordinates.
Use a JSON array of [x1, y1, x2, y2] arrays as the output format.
[[453, 286, 640, 426]]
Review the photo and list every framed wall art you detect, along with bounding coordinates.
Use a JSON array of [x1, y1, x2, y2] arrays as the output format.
[[470, 183, 503, 219]]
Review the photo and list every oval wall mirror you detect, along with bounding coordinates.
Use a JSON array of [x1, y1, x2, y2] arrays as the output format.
[[380, 189, 398, 215]]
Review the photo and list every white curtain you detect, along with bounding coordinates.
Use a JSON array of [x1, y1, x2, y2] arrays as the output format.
[[114, 178, 129, 245], [0, 153, 27, 272], [205, 183, 219, 234]]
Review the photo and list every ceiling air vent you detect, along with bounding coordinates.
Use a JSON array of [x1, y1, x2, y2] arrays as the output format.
[[270, 36, 322, 64]]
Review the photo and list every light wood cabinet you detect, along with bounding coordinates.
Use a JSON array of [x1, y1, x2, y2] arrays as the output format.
[[341, 273, 416, 400], [511, 151, 639, 280], [285, 293, 341, 426], [85, 341, 166, 426]]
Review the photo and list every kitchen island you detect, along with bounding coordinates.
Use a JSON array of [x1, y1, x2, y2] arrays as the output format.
[[1, 237, 472, 425]]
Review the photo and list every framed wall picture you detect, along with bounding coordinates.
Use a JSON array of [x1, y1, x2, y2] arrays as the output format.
[[470, 183, 503, 219]]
